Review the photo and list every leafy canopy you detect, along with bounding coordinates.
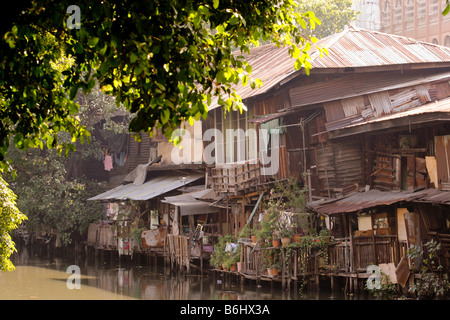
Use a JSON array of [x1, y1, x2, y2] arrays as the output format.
[[0, 0, 321, 271], [0, 0, 321, 166], [296, 0, 357, 39], [0, 177, 27, 271], [6, 146, 107, 247]]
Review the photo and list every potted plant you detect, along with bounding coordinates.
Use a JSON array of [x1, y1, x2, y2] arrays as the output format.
[[225, 251, 241, 272], [319, 228, 332, 243], [210, 234, 236, 270], [239, 225, 256, 243], [293, 232, 303, 243], [263, 247, 277, 275], [209, 251, 223, 269], [272, 238, 280, 247], [271, 261, 281, 276], [279, 228, 293, 246], [257, 206, 277, 244]]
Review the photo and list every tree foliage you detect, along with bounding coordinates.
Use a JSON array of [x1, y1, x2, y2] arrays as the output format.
[[0, 0, 321, 269], [0, 0, 320, 165], [4, 84, 122, 248], [0, 176, 27, 271], [6, 146, 107, 247], [296, 0, 357, 39]]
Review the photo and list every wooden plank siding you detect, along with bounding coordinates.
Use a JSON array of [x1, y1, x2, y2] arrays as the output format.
[[315, 139, 363, 197], [435, 135, 450, 188], [208, 91, 292, 195], [127, 133, 152, 172]]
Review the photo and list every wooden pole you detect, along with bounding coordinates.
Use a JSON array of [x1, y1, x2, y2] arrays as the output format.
[[282, 248, 286, 291], [226, 198, 229, 234], [349, 214, 355, 273], [371, 212, 377, 265], [200, 240, 203, 276], [300, 119, 307, 179]]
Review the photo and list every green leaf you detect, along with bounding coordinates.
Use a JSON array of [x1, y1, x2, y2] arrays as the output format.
[[242, 74, 248, 87], [161, 108, 170, 124], [155, 82, 166, 91], [74, 42, 84, 54], [99, 43, 108, 55], [198, 5, 209, 16], [213, 0, 219, 9], [130, 52, 138, 64], [99, 61, 109, 76], [69, 85, 79, 100], [229, 14, 239, 26], [87, 37, 99, 48]]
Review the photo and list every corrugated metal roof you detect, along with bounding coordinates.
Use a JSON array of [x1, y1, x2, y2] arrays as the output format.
[[88, 173, 204, 201], [337, 96, 450, 131], [209, 45, 293, 109], [289, 71, 450, 110], [308, 190, 421, 215], [308, 188, 450, 215], [162, 190, 219, 216], [415, 189, 450, 205], [310, 27, 450, 68], [209, 26, 450, 111]]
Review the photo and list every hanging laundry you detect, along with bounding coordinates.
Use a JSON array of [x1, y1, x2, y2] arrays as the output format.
[[114, 151, 127, 167], [104, 154, 113, 171]]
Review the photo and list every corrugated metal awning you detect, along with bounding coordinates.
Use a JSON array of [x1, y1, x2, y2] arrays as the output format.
[[411, 188, 450, 206], [88, 173, 204, 201], [327, 96, 450, 138], [162, 190, 219, 216], [308, 189, 450, 215]]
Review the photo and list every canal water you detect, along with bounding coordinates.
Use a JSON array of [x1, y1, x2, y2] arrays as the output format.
[[0, 247, 364, 300]]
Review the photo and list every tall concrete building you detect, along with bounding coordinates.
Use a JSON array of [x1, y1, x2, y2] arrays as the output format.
[[352, 0, 381, 31], [354, 0, 450, 47]]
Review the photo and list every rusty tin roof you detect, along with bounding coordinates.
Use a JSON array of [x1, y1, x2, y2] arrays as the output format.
[[309, 27, 450, 69], [208, 26, 450, 111], [308, 188, 450, 215]]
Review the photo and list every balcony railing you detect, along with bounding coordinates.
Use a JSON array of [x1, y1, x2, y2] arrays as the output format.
[[210, 160, 261, 195], [328, 235, 402, 272]]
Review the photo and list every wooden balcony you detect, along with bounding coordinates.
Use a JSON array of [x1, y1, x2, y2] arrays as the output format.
[[210, 161, 261, 196], [327, 235, 406, 272]]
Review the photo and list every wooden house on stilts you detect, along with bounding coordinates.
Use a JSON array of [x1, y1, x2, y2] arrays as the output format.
[[204, 26, 450, 295], [85, 121, 223, 274], [84, 26, 450, 296]]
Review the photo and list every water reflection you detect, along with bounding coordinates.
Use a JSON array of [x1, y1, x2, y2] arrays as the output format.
[[1, 248, 364, 300]]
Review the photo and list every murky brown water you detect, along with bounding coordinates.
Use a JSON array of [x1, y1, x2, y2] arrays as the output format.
[[0, 248, 355, 300]]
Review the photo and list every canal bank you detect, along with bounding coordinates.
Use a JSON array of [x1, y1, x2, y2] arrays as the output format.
[[2, 244, 365, 300]]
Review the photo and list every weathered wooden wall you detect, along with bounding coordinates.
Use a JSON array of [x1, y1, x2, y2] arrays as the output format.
[[313, 138, 363, 197]]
